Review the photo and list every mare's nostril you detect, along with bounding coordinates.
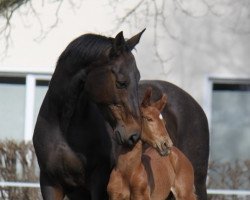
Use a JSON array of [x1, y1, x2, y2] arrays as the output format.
[[127, 133, 140, 147], [131, 133, 140, 143]]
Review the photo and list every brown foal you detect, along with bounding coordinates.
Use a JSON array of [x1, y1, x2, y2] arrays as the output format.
[[108, 88, 197, 200]]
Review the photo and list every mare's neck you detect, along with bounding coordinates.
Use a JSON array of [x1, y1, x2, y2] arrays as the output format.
[[115, 140, 143, 176]]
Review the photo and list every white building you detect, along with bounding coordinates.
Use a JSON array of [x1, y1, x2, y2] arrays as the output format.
[[0, 0, 249, 164]]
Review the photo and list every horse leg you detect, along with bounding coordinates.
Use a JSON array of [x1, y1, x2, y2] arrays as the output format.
[[131, 190, 150, 200], [40, 171, 64, 200], [194, 173, 207, 200], [171, 181, 197, 200], [107, 170, 130, 200], [178, 139, 208, 200], [66, 188, 91, 200], [171, 187, 197, 200], [130, 181, 150, 200], [174, 193, 197, 200], [90, 163, 112, 200], [166, 192, 175, 200], [130, 166, 151, 200]]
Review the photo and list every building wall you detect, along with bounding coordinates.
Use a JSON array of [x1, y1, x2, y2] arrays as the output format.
[[136, 6, 250, 107], [134, 4, 250, 163], [0, 1, 249, 163]]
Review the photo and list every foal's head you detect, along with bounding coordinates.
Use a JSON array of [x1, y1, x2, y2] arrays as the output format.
[[140, 88, 173, 156]]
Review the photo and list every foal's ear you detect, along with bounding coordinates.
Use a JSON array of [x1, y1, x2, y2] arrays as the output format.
[[110, 31, 126, 57], [126, 28, 146, 51], [141, 87, 152, 107], [152, 94, 167, 112]]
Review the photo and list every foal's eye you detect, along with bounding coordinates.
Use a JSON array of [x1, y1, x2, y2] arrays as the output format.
[[116, 80, 128, 89], [143, 116, 153, 122]]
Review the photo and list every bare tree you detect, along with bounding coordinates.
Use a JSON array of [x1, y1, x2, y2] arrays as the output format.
[[108, 0, 207, 66], [1, 0, 249, 62], [108, 0, 250, 70], [0, 0, 29, 52], [0, 0, 82, 57]]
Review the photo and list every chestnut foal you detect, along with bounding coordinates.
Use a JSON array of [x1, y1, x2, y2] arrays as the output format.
[[108, 89, 196, 200]]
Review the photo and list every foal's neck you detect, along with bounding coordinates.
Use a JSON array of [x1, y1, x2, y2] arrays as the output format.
[[115, 141, 143, 176]]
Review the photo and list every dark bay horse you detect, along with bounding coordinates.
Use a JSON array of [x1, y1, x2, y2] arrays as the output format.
[[33, 30, 209, 200], [33, 30, 145, 199], [138, 81, 209, 200], [107, 89, 196, 200]]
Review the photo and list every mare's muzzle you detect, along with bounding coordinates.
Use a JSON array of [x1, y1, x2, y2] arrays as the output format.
[[114, 128, 140, 147]]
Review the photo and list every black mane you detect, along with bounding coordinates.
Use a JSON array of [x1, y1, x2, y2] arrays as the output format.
[[48, 34, 114, 113], [57, 34, 113, 75]]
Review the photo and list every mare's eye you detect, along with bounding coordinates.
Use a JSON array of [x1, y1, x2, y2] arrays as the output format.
[[116, 80, 128, 89], [115, 104, 123, 109], [110, 104, 122, 111]]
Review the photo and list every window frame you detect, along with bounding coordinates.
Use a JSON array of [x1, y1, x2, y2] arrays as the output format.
[[0, 72, 51, 141], [24, 74, 51, 142], [204, 77, 250, 130]]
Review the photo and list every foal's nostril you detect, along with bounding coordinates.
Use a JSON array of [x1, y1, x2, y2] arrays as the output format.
[[161, 142, 167, 152], [127, 133, 140, 147]]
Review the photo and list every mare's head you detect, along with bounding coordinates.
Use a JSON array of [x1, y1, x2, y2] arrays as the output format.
[[140, 88, 173, 156], [109, 104, 141, 148], [83, 31, 143, 117], [52, 30, 145, 146]]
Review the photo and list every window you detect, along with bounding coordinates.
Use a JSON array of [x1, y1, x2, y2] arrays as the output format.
[[24, 75, 50, 142], [0, 77, 26, 140], [210, 80, 250, 162], [0, 74, 50, 141], [34, 80, 49, 123]]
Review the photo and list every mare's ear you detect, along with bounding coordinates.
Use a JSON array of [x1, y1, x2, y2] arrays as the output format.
[[152, 94, 167, 112], [141, 87, 152, 107], [110, 31, 126, 57], [126, 28, 146, 51]]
